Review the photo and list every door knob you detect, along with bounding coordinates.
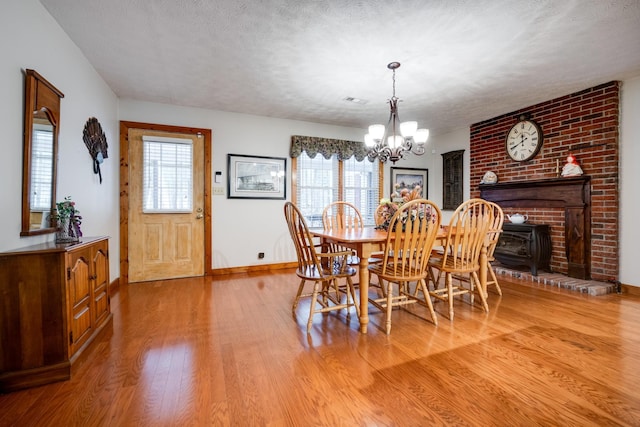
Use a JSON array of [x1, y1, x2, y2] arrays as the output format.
[[196, 213, 204, 219]]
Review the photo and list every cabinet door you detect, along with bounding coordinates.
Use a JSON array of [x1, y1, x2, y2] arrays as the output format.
[[67, 247, 93, 355], [92, 240, 110, 327], [442, 150, 464, 210]]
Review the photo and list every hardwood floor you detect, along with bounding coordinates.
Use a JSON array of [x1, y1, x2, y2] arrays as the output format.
[[1, 270, 639, 426]]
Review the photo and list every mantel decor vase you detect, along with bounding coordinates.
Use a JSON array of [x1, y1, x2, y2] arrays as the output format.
[[55, 216, 79, 243]]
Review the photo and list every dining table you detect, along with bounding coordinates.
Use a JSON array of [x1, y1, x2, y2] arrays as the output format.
[[311, 227, 488, 333]]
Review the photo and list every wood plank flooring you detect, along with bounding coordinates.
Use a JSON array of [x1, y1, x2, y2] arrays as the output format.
[[1, 270, 639, 426]]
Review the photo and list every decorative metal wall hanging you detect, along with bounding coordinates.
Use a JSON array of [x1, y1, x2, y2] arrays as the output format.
[[82, 117, 108, 183]]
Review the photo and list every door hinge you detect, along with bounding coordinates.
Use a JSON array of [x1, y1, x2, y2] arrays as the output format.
[[67, 267, 71, 280], [69, 331, 73, 344]]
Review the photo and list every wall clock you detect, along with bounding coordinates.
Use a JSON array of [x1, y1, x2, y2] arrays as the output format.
[[505, 116, 543, 162]]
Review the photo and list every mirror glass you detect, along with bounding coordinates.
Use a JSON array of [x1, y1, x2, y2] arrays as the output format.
[[21, 69, 63, 236]]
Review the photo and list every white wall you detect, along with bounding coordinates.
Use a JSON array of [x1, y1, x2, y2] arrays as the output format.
[[1, 0, 120, 277], [118, 100, 369, 269], [619, 76, 640, 287]]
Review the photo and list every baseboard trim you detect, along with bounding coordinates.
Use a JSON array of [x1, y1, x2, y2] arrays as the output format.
[[211, 262, 296, 276], [109, 277, 120, 296], [621, 283, 640, 297]]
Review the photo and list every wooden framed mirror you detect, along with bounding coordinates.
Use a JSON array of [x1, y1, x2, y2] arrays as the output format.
[[21, 69, 64, 236]]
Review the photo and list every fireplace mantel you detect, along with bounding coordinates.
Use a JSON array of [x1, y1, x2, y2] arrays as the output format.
[[480, 176, 591, 279]]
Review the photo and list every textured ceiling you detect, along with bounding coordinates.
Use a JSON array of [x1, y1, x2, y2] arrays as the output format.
[[40, 0, 640, 134]]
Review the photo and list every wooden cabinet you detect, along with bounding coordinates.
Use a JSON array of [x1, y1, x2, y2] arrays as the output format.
[[442, 150, 464, 210], [0, 237, 112, 392]]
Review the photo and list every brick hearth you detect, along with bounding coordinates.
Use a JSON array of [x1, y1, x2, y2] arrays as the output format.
[[493, 264, 617, 296]]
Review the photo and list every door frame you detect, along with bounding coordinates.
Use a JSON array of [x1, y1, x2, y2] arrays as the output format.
[[119, 121, 213, 286]]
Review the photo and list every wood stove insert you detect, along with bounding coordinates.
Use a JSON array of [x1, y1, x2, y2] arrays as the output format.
[[495, 223, 551, 276]]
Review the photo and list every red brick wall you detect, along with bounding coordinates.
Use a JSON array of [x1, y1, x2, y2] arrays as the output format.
[[470, 81, 619, 281]]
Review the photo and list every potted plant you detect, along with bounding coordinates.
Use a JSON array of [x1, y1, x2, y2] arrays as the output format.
[[54, 196, 82, 243]]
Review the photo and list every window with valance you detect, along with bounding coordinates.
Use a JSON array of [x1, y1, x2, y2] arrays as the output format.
[[290, 135, 381, 227]]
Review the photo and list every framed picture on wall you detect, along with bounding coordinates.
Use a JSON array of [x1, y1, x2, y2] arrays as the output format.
[[390, 167, 428, 198], [227, 154, 287, 199]]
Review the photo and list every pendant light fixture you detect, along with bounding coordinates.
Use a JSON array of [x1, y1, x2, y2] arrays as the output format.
[[364, 62, 429, 163]]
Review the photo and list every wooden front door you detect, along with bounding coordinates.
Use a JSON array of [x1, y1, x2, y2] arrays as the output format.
[[127, 128, 205, 282]]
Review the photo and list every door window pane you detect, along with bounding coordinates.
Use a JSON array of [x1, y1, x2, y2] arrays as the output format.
[[142, 136, 193, 213]]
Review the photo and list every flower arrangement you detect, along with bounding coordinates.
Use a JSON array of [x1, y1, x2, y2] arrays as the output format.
[[54, 196, 82, 241], [375, 185, 424, 230]]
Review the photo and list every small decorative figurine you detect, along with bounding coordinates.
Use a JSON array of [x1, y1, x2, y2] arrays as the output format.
[[480, 171, 498, 184], [561, 153, 583, 177]]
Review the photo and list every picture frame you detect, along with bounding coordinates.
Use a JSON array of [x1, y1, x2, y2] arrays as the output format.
[[227, 154, 287, 199], [390, 167, 428, 198]]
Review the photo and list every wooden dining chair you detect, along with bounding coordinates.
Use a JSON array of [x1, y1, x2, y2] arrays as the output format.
[[367, 199, 442, 334], [322, 201, 363, 231], [450, 200, 505, 298], [322, 201, 363, 265], [427, 198, 493, 320], [284, 202, 359, 333], [484, 201, 505, 296], [322, 201, 383, 266], [374, 203, 387, 226]]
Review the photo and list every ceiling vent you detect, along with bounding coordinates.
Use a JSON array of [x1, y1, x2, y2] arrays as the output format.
[[343, 97, 368, 105]]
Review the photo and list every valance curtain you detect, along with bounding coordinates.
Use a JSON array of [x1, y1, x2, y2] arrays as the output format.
[[290, 135, 372, 162]]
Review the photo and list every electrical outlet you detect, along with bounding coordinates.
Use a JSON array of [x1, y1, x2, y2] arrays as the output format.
[[258, 252, 265, 259], [213, 187, 225, 196]]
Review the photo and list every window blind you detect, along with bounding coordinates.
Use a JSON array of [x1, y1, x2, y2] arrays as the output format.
[[295, 153, 339, 228], [295, 152, 379, 227], [142, 136, 193, 213], [343, 156, 379, 226]]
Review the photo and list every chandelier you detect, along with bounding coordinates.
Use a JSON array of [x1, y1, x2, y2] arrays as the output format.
[[364, 62, 429, 163]]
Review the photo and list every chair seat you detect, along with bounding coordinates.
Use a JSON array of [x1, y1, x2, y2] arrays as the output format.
[[297, 264, 356, 280], [346, 255, 383, 265], [368, 263, 426, 283], [428, 255, 479, 275]]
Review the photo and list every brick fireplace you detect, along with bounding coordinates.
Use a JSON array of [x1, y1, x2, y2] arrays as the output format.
[[470, 81, 619, 281]]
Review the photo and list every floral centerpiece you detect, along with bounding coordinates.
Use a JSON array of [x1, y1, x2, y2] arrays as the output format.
[[375, 185, 425, 230], [54, 196, 82, 243]]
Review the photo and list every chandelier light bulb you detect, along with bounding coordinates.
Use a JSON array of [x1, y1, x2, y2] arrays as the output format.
[[400, 121, 417, 138], [388, 135, 404, 148], [364, 133, 375, 147], [414, 128, 430, 144], [368, 124, 385, 141]]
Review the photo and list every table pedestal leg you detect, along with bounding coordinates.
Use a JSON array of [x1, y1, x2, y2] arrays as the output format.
[[357, 251, 370, 334]]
